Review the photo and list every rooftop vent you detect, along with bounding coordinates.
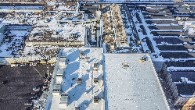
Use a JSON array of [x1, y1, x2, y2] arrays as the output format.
[[77, 78, 82, 84], [75, 107, 80, 110], [140, 55, 148, 62], [93, 63, 99, 70], [60, 93, 69, 103], [94, 78, 99, 83], [122, 63, 129, 68], [94, 96, 100, 103]]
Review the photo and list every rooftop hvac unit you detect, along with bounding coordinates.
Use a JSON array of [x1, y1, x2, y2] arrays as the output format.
[[59, 59, 66, 68], [93, 63, 99, 70], [94, 96, 100, 103], [55, 75, 63, 84], [77, 78, 82, 84], [59, 93, 69, 109], [94, 78, 99, 83], [122, 63, 129, 68], [52, 84, 61, 96], [75, 107, 80, 110]]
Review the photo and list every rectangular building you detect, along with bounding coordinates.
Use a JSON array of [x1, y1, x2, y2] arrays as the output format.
[[104, 54, 170, 110]]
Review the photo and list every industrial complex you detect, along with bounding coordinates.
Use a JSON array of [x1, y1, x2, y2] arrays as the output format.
[[0, 0, 195, 110]]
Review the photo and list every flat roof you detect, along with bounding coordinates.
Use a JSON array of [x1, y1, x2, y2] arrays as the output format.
[[49, 48, 104, 110], [104, 54, 170, 110]]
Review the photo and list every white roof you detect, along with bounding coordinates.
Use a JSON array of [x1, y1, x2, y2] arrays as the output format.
[[104, 53, 170, 110], [49, 48, 105, 110]]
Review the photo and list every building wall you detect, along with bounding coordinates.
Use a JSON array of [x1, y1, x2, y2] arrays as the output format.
[[0, 57, 56, 65], [0, 34, 3, 45], [0, 25, 4, 45], [153, 60, 164, 72], [25, 41, 85, 46]]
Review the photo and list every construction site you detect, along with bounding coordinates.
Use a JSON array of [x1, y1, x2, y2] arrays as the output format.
[[0, 0, 195, 110]]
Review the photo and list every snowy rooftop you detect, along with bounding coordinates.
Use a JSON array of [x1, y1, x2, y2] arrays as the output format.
[[49, 48, 104, 110], [28, 23, 86, 43], [0, 9, 92, 58], [47, 2, 78, 11], [104, 54, 170, 110], [26, 12, 85, 43]]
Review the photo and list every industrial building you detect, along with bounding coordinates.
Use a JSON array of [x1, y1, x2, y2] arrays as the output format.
[[0, 0, 195, 110], [46, 48, 104, 110], [104, 54, 170, 110]]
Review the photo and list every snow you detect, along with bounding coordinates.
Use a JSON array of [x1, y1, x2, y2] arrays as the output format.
[[52, 3, 78, 11], [0, 21, 59, 59], [104, 53, 170, 110], [183, 21, 195, 35], [120, 7, 143, 53], [95, 0, 173, 2], [58, 6, 72, 11], [113, 49, 131, 53], [0, 29, 29, 57], [24, 11, 87, 43], [131, 10, 164, 61], [48, 48, 104, 110], [187, 28, 195, 35], [0, 6, 43, 10], [22, 46, 59, 58], [0, 6, 44, 12], [167, 67, 195, 72], [29, 21, 86, 42], [0, 5, 90, 59], [47, 2, 56, 6]]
